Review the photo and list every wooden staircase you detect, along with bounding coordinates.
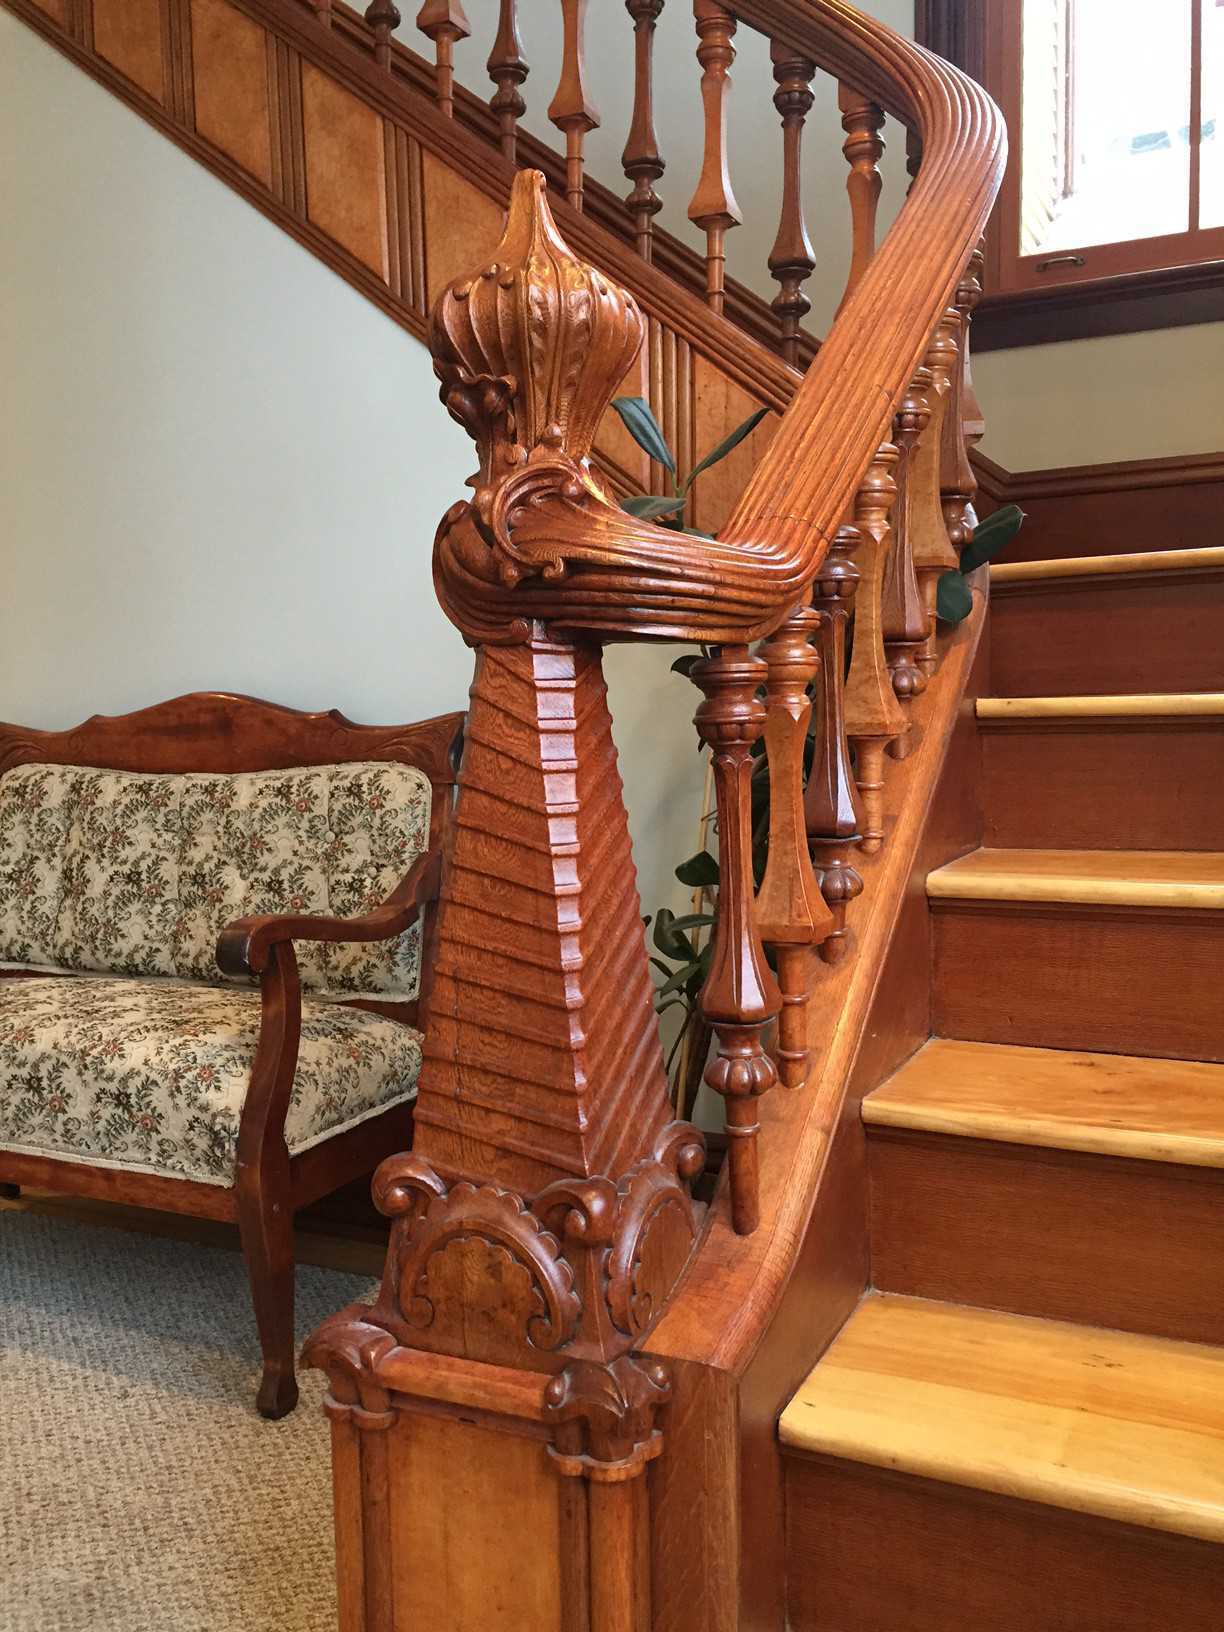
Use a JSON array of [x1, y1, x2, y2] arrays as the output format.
[[780, 545, 1224, 1627]]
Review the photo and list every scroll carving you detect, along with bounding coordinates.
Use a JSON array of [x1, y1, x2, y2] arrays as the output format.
[[545, 1354, 672, 1475]]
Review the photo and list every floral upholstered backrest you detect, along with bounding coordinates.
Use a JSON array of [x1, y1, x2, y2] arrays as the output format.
[[0, 760, 433, 999]]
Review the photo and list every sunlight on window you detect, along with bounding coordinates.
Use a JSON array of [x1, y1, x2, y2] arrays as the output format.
[[1021, 0, 1200, 257]]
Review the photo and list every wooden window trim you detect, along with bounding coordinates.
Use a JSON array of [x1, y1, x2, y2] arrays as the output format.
[[917, 0, 1224, 350]]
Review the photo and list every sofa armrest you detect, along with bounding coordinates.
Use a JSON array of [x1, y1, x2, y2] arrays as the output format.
[[216, 847, 444, 978]]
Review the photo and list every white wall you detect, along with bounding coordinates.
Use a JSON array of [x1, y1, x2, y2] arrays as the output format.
[[0, 10, 703, 921]]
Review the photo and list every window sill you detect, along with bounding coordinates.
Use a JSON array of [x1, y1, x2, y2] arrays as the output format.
[[973, 259, 1224, 351]]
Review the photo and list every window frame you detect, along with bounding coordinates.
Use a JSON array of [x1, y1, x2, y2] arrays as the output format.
[[917, 0, 1224, 348]]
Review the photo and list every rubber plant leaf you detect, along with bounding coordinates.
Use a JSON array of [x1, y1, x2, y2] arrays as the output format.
[[959, 504, 1026, 573], [652, 907, 697, 962], [610, 396, 677, 474], [936, 569, 974, 624], [670, 653, 701, 677], [682, 408, 770, 493], [622, 494, 688, 520], [675, 849, 721, 888]]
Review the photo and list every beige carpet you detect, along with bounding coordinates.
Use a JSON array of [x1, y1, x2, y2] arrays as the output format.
[[1, 1211, 376, 1632]]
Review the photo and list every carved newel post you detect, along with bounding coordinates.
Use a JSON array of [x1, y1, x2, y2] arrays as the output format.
[[305, 173, 707, 1632]]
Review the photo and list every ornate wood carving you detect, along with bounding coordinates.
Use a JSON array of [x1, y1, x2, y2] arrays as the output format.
[[768, 41, 817, 365], [415, 0, 470, 117], [836, 81, 885, 313], [689, 0, 742, 315], [545, 1353, 671, 1474], [910, 312, 960, 674], [486, 0, 527, 163], [691, 646, 781, 1235], [941, 246, 985, 550], [755, 605, 832, 1086], [882, 365, 934, 703], [548, 0, 599, 210], [843, 443, 907, 851], [622, 0, 666, 259], [805, 526, 865, 963]]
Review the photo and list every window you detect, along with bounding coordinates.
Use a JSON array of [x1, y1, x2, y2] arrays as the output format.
[[917, 0, 1224, 343]]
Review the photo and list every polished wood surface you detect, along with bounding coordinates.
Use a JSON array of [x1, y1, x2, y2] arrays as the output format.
[[928, 846, 1224, 910], [933, 904, 1224, 1062], [786, 1457, 1224, 1632], [780, 1295, 1224, 1543], [869, 1127, 1224, 1347], [978, 692, 1224, 718], [867, 1039, 1224, 1167]]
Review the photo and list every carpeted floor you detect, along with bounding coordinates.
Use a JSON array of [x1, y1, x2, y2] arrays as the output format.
[[0, 1210, 376, 1632]]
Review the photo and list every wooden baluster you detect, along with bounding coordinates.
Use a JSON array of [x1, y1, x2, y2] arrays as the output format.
[[691, 645, 782, 1236], [940, 245, 986, 551], [882, 367, 933, 704], [315, 0, 333, 25], [910, 313, 960, 676], [756, 606, 833, 1088], [806, 526, 865, 964], [487, 1, 528, 163], [549, 0, 600, 210], [843, 445, 907, 852], [836, 83, 885, 313], [623, 1, 666, 259], [367, 0, 402, 69], [688, 0, 742, 315], [767, 41, 817, 366], [416, 1, 470, 116]]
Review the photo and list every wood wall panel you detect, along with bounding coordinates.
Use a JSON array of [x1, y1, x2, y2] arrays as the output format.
[[421, 151, 506, 309], [689, 356, 778, 536], [29, 0, 65, 22], [385, 1412, 565, 1631], [92, 0, 165, 103], [932, 904, 1224, 1062], [188, 0, 272, 188], [301, 61, 388, 280]]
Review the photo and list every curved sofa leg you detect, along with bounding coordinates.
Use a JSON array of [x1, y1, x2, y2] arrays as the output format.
[[236, 1176, 299, 1419]]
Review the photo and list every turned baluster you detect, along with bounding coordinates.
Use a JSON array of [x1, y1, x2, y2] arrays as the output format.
[[487, 1, 528, 162], [882, 367, 934, 704], [623, 1, 665, 259], [549, 0, 600, 210], [689, 0, 742, 315], [756, 606, 833, 1088], [836, 83, 885, 313], [910, 313, 961, 675], [367, 0, 401, 69], [691, 645, 782, 1236], [314, 0, 333, 25], [806, 527, 865, 963], [941, 246, 986, 550], [416, 1, 470, 116], [843, 445, 907, 852], [767, 42, 817, 366]]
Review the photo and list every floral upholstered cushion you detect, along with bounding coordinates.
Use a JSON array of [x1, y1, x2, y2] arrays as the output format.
[[0, 761, 432, 999], [0, 975, 422, 1184]]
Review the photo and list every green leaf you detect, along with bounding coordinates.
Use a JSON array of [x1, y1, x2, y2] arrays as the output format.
[[670, 653, 702, 677], [651, 907, 697, 962], [621, 494, 687, 521], [675, 849, 720, 888], [682, 408, 770, 493], [936, 569, 974, 624], [656, 962, 702, 1000], [665, 912, 716, 933], [611, 396, 676, 474], [959, 504, 1026, 573]]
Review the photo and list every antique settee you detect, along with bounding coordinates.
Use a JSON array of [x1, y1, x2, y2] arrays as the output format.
[[0, 692, 462, 1415]]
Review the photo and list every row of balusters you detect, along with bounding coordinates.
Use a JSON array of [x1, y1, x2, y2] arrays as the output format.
[[309, 0, 911, 366], [691, 248, 986, 1235]]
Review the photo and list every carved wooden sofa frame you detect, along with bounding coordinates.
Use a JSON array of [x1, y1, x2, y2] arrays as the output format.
[[0, 692, 462, 1416]]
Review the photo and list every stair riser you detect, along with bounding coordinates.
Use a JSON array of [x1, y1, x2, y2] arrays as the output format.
[[869, 1128, 1224, 1345], [982, 723, 1224, 850], [786, 1457, 1224, 1632], [991, 574, 1224, 695], [932, 903, 1224, 1060]]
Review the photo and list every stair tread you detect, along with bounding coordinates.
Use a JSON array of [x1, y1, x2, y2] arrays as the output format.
[[977, 692, 1224, 720], [779, 1295, 1224, 1543], [992, 546, 1224, 584], [928, 847, 1224, 910], [864, 1039, 1224, 1167]]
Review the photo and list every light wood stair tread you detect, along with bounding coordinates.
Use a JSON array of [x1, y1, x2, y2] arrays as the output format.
[[779, 1295, 1224, 1544], [977, 693, 1224, 720], [992, 546, 1224, 584], [927, 847, 1224, 910], [864, 1039, 1224, 1167]]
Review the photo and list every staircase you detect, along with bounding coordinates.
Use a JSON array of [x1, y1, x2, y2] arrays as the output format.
[[10, 1, 1223, 1626], [780, 545, 1224, 1627]]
